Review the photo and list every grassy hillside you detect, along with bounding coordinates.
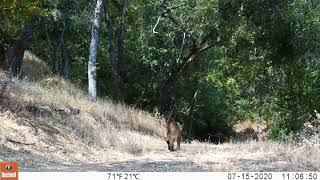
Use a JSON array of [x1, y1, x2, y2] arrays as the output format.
[[1, 76, 167, 149], [0, 53, 169, 169]]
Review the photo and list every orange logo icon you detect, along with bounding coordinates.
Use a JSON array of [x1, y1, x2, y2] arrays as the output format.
[[0, 162, 18, 180]]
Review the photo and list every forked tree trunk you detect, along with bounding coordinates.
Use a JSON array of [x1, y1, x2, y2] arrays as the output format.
[[158, 44, 209, 113], [8, 39, 25, 77], [88, 0, 103, 102], [8, 16, 36, 77]]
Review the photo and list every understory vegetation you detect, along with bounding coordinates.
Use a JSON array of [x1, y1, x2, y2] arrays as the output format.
[[0, 71, 319, 171]]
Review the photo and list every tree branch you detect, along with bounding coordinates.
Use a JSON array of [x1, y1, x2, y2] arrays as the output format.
[[158, 2, 196, 44], [152, 15, 162, 34], [165, 11, 196, 44]]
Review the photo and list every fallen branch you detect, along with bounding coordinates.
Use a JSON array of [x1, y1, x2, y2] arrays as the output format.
[[20, 118, 39, 134], [6, 138, 35, 146]]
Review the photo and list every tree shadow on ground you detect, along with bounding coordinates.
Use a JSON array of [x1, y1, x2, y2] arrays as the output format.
[[0, 145, 210, 172]]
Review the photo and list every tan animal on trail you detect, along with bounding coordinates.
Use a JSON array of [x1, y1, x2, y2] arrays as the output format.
[[166, 119, 182, 151]]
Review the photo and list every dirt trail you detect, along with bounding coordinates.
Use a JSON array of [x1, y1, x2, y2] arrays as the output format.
[[1, 141, 318, 172]]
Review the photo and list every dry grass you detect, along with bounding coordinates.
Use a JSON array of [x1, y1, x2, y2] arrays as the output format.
[[1, 74, 166, 155], [177, 141, 320, 171]]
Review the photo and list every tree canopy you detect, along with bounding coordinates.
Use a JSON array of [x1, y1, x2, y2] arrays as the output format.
[[1, 0, 320, 142]]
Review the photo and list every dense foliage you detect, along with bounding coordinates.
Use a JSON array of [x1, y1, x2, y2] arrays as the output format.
[[1, 0, 320, 142]]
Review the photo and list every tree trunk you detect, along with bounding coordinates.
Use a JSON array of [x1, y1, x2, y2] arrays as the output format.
[[88, 0, 103, 102], [158, 43, 210, 113], [187, 116, 193, 143], [103, 0, 127, 101], [0, 26, 5, 66], [8, 16, 36, 77], [44, 23, 56, 73], [155, 2, 214, 114], [56, 17, 67, 76], [0, 43, 6, 69], [186, 83, 200, 143], [45, 17, 68, 76], [103, 0, 118, 98], [159, 56, 197, 113], [116, 0, 127, 100], [8, 39, 25, 77], [63, 47, 70, 80]]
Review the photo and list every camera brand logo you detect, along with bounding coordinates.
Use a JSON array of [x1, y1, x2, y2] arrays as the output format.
[[0, 162, 18, 180]]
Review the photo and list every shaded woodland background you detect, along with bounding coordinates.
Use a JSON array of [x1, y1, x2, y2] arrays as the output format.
[[1, 0, 320, 143]]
